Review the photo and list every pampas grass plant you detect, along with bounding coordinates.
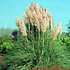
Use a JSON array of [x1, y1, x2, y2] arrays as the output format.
[[2, 2, 70, 70]]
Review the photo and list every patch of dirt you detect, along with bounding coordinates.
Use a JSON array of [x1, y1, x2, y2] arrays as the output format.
[[0, 54, 5, 66], [32, 66, 70, 70]]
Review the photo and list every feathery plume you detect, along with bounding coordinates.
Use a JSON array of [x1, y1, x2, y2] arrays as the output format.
[[19, 19, 27, 36], [52, 27, 58, 40], [52, 22, 62, 40], [16, 17, 19, 26], [24, 2, 54, 32], [41, 18, 48, 32], [24, 13, 29, 24], [50, 17, 54, 30], [57, 22, 62, 34], [16, 18, 27, 36]]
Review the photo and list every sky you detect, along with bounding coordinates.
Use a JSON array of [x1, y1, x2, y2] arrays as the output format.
[[0, 0, 70, 32]]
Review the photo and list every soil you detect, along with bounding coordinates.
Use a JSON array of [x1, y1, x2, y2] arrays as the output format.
[[0, 54, 5, 66], [32, 66, 70, 70]]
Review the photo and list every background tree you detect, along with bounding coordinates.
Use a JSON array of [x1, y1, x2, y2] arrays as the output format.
[[66, 20, 70, 37], [0, 28, 13, 53], [0, 28, 13, 36]]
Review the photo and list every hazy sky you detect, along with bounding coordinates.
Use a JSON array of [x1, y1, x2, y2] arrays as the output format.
[[0, 0, 70, 32]]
